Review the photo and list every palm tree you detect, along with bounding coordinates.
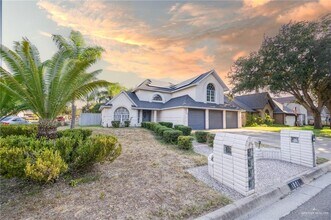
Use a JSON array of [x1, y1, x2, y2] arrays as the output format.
[[52, 31, 104, 129], [0, 38, 109, 138]]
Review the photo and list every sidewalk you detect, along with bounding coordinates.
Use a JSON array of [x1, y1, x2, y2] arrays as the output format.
[[241, 172, 331, 220]]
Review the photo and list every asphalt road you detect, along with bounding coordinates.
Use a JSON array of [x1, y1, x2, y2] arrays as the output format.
[[281, 184, 331, 220], [209, 128, 331, 160]]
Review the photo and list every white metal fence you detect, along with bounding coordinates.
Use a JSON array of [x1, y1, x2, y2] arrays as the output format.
[[79, 113, 101, 126]]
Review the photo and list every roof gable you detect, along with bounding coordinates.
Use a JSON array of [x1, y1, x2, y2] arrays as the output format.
[[133, 69, 229, 93]]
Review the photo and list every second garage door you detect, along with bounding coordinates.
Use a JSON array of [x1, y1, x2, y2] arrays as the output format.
[[226, 111, 238, 129], [188, 109, 205, 130], [209, 110, 223, 129]]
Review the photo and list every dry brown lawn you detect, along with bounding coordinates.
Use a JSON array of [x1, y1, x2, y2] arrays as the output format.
[[0, 127, 230, 219]]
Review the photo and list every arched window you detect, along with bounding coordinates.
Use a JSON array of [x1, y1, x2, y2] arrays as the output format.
[[207, 83, 215, 102], [152, 94, 163, 102], [265, 109, 270, 115], [114, 107, 130, 122]]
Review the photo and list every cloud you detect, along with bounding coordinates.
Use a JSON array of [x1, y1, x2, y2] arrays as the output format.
[[37, 0, 331, 86], [277, 0, 331, 23], [243, 0, 271, 8]]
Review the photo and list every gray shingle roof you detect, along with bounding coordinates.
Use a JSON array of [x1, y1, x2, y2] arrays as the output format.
[[224, 96, 256, 112], [134, 70, 227, 93], [125, 91, 239, 110], [273, 100, 295, 115], [273, 96, 296, 104], [234, 92, 274, 110]]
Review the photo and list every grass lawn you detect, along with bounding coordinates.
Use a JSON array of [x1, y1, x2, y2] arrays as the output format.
[[0, 128, 230, 219], [244, 125, 331, 138]]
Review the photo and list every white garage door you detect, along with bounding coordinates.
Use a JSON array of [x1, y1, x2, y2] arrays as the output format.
[[285, 115, 296, 126]]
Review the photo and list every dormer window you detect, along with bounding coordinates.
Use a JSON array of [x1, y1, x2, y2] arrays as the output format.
[[207, 83, 215, 102], [152, 94, 163, 102]]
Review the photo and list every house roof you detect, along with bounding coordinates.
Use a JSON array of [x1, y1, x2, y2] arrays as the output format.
[[101, 91, 240, 111], [133, 69, 229, 93], [224, 96, 255, 112], [273, 96, 296, 104], [273, 100, 296, 115], [234, 92, 275, 110]]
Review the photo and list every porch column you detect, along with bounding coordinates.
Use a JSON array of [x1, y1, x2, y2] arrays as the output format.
[[205, 109, 209, 130], [153, 110, 157, 122], [223, 110, 227, 129], [238, 111, 242, 128], [140, 110, 143, 124]]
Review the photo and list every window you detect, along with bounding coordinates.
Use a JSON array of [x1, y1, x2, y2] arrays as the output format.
[[207, 83, 215, 102], [265, 109, 270, 115], [224, 145, 232, 155], [114, 107, 130, 122], [152, 94, 163, 102]]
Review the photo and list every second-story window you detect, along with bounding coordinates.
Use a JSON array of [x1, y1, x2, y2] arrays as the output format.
[[207, 83, 215, 102], [152, 94, 163, 102]]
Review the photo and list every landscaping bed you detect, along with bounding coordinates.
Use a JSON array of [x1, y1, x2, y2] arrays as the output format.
[[0, 127, 231, 219]]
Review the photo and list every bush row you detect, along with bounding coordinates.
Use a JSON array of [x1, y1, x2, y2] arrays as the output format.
[[0, 129, 122, 183], [111, 120, 130, 128], [194, 131, 215, 147], [0, 124, 38, 137], [141, 122, 193, 150]]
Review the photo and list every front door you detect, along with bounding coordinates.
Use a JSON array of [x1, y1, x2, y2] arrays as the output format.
[[142, 110, 152, 122]]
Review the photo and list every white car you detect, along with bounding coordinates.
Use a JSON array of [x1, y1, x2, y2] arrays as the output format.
[[0, 116, 30, 125]]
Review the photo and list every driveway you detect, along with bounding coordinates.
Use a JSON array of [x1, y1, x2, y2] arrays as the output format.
[[208, 128, 331, 160]]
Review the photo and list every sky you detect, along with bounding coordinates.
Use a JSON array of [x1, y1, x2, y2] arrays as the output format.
[[2, 0, 331, 88]]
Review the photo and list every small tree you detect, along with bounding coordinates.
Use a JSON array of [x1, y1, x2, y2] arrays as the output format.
[[0, 39, 109, 138], [229, 18, 331, 129]]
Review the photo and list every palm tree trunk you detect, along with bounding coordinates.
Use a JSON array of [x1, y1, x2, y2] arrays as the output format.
[[37, 119, 57, 139], [70, 100, 76, 129]]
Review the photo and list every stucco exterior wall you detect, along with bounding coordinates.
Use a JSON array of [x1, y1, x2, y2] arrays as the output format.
[[171, 86, 196, 100], [259, 103, 274, 119], [285, 103, 308, 125], [157, 108, 188, 126], [101, 93, 139, 127], [194, 74, 225, 104]]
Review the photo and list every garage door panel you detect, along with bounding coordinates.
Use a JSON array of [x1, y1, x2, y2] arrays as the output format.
[[188, 109, 205, 130], [209, 110, 223, 129], [226, 111, 238, 129]]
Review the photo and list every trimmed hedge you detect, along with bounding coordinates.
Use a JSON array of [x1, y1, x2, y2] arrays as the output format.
[[195, 131, 209, 143], [0, 125, 38, 138], [177, 136, 193, 150], [158, 122, 173, 128], [124, 120, 130, 127], [174, 125, 192, 136], [111, 121, 120, 128], [0, 131, 121, 183], [163, 130, 183, 144], [207, 133, 216, 147]]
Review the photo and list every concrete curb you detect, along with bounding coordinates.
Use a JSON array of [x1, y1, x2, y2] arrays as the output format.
[[196, 161, 331, 220]]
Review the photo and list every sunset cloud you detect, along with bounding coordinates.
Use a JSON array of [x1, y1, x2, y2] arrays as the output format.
[[37, 0, 330, 85], [277, 0, 331, 23]]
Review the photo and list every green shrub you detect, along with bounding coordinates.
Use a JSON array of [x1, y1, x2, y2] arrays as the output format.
[[158, 122, 173, 128], [207, 133, 216, 147], [163, 130, 183, 144], [73, 135, 122, 169], [57, 128, 92, 140], [156, 126, 173, 137], [111, 121, 120, 128], [25, 149, 68, 183], [195, 131, 209, 143], [52, 137, 77, 163], [150, 122, 158, 131], [0, 146, 29, 178], [124, 120, 130, 127], [264, 114, 274, 125], [177, 136, 193, 150], [174, 124, 184, 130], [0, 125, 38, 137], [141, 122, 146, 128], [174, 125, 192, 136]]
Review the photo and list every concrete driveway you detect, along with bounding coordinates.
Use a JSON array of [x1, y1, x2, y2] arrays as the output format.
[[208, 128, 331, 160]]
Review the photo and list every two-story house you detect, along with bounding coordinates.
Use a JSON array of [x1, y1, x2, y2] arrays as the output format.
[[100, 70, 242, 129]]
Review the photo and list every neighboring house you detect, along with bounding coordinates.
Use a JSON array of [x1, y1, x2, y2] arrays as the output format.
[[100, 70, 242, 130], [307, 106, 330, 126], [273, 96, 308, 125], [228, 92, 297, 126]]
